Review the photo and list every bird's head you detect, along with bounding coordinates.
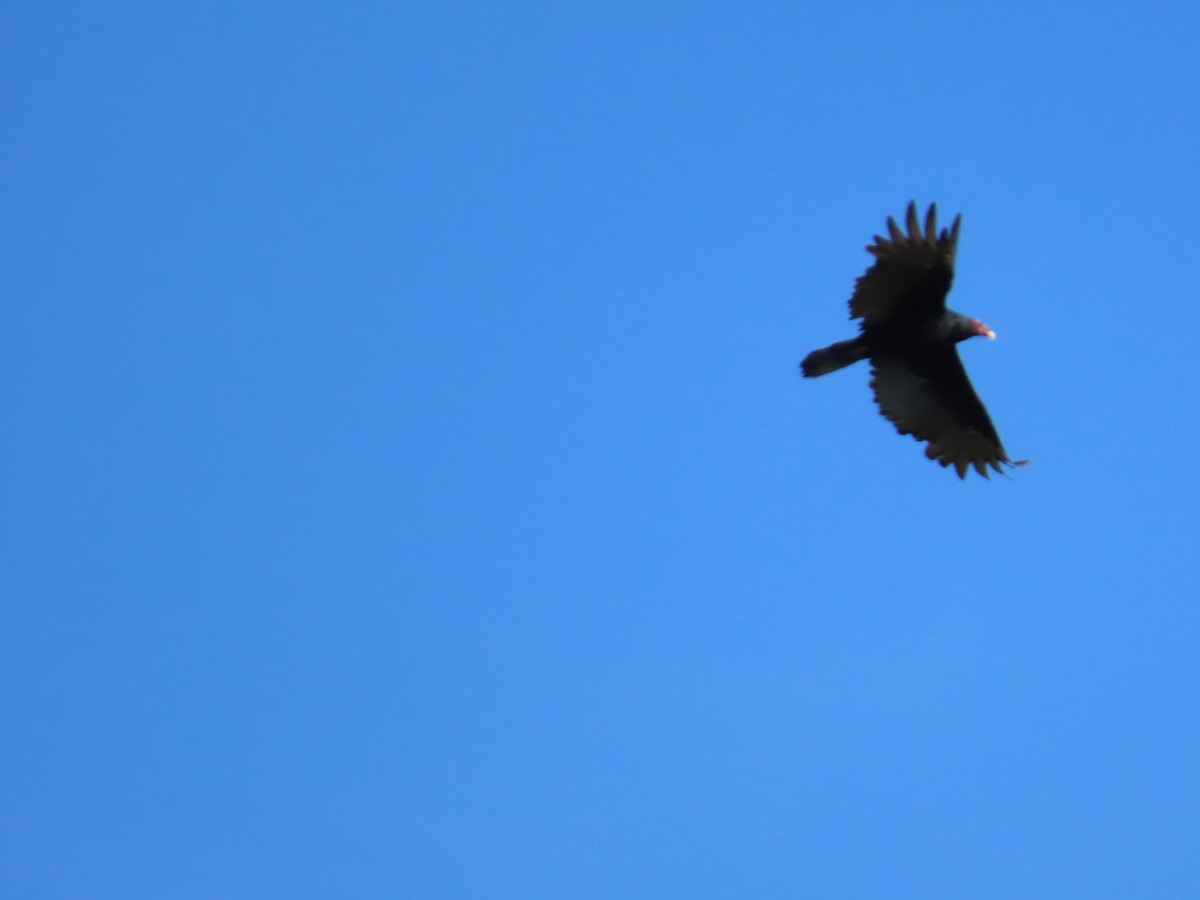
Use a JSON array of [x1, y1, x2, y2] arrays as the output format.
[[960, 317, 996, 342]]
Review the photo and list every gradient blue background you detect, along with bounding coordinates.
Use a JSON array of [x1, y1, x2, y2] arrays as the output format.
[[5, 3, 1199, 896]]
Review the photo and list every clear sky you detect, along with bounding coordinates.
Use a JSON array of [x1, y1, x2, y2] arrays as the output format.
[[5, 2, 1200, 897]]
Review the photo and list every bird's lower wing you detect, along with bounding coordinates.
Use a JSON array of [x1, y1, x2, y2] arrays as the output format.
[[870, 352, 1014, 478]]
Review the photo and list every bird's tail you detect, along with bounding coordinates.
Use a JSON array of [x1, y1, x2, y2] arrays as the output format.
[[800, 337, 868, 377]]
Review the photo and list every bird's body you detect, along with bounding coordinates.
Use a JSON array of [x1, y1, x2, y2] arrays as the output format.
[[800, 202, 1022, 479]]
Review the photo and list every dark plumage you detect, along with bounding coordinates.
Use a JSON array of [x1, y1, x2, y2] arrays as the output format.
[[800, 202, 1024, 478]]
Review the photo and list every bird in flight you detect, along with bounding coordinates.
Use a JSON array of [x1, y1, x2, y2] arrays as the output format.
[[800, 201, 1024, 478]]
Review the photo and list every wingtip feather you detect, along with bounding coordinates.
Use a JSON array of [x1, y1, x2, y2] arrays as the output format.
[[905, 201, 920, 238]]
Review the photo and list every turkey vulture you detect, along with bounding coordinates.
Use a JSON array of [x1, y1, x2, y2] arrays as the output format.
[[800, 201, 1023, 478]]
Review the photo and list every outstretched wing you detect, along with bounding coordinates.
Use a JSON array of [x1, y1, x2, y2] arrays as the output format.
[[870, 350, 1017, 478], [849, 201, 962, 327]]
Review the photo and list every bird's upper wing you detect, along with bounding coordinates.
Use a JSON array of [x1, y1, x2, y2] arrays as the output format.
[[870, 349, 1015, 478], [849, 202, 962, 327]]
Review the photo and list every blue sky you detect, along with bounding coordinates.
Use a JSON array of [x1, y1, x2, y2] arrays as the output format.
[[5, 2, 1200, 896]]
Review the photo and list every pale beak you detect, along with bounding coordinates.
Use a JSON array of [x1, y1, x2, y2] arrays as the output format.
[[985, 329, 996, 340]]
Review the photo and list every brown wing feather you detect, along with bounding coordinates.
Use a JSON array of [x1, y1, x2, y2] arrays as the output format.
[[870, 352, 1013, 479], [850, 202, 962, 326]]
